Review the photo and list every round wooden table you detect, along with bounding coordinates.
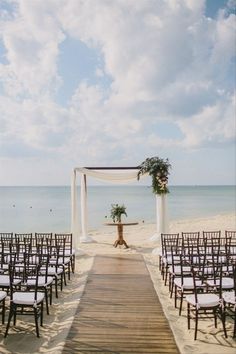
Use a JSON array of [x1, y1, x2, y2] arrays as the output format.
[[105, 222, 138, 248]]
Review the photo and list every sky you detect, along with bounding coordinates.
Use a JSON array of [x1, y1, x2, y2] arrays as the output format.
[[0, 0, 235, 186]]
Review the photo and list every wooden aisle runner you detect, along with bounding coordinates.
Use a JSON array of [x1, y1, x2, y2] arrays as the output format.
[[63, 254, 179, 354]]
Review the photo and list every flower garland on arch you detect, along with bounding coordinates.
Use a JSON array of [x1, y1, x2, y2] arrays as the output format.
[[137, 156, 171, 195]]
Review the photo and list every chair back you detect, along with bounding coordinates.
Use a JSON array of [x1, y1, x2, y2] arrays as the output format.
[[161, 233, 179, 257]]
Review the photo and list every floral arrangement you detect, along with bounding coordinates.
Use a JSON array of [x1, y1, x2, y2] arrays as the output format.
[[110, 204, 127, 223], [137, 156, 171, 195]]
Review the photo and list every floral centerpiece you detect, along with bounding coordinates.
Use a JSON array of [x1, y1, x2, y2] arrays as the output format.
[[110, 204, 127, 223], [137, 156, 171, 194]]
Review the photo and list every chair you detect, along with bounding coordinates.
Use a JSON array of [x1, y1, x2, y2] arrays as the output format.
[[15, 233, 33, 260], [225, 231, 236, 264], [55, 234, 72, 284], [160, 233, 180, 286], [25, 253, 53, 315], [5, 262, 45, 338], [185, 266, 227, 340], [203, 231, 221, 249], [62, 233, 75, 274], [222, 263, 236, 337], [182, 232, 200, 250], [206, 253, 234, 292], [46, 242, 64, 298], [0, 290, 7, 324], [173, 250, 203, 316], [225, 231, 236, 243], [0, 252, 21, 292], [35, 233, 53, 253], [0, 233, 13, 243]]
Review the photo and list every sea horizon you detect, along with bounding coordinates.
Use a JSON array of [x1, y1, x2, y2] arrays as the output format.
[[0, 185, 235, 233], [1, 184, 235, 187]]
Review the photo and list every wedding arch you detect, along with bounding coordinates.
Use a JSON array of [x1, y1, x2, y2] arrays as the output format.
[[71, 165, 169, 250]]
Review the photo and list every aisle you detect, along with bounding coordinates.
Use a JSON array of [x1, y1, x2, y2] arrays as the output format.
[[62, 254, 179, 354]]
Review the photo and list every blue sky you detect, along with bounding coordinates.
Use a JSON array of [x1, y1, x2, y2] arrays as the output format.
[[0, 0, 235, 186]]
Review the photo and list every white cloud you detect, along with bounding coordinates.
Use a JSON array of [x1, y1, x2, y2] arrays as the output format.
[[177, 94, 235, 148], [0, 0, 65, 96], [0, 0, 235, 183], [0, 95, 69, 151]]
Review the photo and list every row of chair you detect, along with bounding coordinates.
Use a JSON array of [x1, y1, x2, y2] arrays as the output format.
[[0, 232, 75, 337], [159, 231, 236, 340], [160, 231, 236, 283]]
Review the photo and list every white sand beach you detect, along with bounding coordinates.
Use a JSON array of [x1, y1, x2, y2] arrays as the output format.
[[0, 212, 235, 354]]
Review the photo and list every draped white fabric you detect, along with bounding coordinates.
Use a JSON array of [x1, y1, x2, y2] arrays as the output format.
[[80, 174, 93, 242], [157, 194, 169, 234], [75, 167, 141, 183], [71, 170, 79, 249], [151, 194, 169, 249]]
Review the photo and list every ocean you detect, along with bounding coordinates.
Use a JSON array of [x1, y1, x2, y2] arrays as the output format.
[[0, 185, 235, 233]]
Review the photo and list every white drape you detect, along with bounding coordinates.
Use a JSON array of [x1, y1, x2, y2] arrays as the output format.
[[80, 174, 93, 242], [75, 167, 140, 183], [71, 169, 79, 249], [151, 194, 169, 254], [157, 194, 169, 234]]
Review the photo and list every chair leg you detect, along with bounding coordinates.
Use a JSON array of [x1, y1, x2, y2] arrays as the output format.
[[161, 262, 164, 279], [174, 286, 177, 308], [214, 308, 217, 328], [40, 302, 44, 327], [164, 266, 168, 286], [179, 293, 183, 316], [170, 277, 174, 298], [194, 311, 198, 340], [45, 288, 49, 315], [63, 269, 67, 286], [55, 277, 58, 298], [220, 307, 227, 338], [13, 307, 17, 325], [71, 255, 75, 273], [49, 284, 52, 305], [233, 309, 236, 338], [168, 273, 172, 293], [34, 307, 40, 337], [187, 303, 190, 329], [61, 274, 63, 291], [2, 299, 5, 324], [4, 303, 14, 337]]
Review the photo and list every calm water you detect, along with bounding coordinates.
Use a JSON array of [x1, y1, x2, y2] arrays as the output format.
[[0, 185, 235, 233]]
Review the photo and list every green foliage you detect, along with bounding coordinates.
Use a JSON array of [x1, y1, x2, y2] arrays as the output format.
[[137, 156, 171, 195], [110, 204, 127, 223]]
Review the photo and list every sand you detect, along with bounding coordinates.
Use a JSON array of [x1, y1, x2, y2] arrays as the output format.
[[0, 212, 235, 353]]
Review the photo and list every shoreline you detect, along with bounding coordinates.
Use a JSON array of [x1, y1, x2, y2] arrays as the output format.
[[88, 211, 236, 236]]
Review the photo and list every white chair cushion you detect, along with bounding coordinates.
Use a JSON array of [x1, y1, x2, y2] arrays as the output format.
[[65, 249, 75, 256], [174, 277, 203, 290], [0, 290, 7, 301], [27, 276, 54, 287], [50, 257, 70, 266], [223, 291, 236, 305], [162, 255, 172, 265], [0, 275, 21, 286], [47, 267, 63, 276], [13, 291, 44, 305], [1, 264, 9, 270], [207, 278, 234, 289], [170, 265, 191, 275], [186, 293, 219, 308], [0, 275, 9, 286]]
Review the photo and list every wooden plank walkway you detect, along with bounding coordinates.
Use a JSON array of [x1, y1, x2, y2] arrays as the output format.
[[62, 254, 179, 354]]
